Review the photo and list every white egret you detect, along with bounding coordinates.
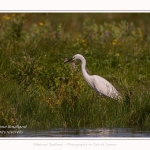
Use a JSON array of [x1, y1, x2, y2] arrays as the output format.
[[65, 54, 122, 101]]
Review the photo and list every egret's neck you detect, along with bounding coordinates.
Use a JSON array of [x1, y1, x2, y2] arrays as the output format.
[[80, 57, 90, 79]]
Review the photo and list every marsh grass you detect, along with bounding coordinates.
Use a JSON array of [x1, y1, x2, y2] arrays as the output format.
[[0, 14, 150, 131]]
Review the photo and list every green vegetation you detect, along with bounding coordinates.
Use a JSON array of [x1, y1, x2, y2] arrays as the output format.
[[0, 13, 150, 131]]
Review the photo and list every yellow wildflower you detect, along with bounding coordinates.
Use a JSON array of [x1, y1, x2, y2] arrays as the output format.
[[2, 15, 6, 19], [116, 53, 120, 57], [12, 14, 16, 17], [139, 30, 143, 35], [112, 42, 116, 45], [112, 39, 121, 46], [112, 39, 117, 45], [113, 39, 117, 42], [2, 15, 11, 20], [39, 22, 44, 26]]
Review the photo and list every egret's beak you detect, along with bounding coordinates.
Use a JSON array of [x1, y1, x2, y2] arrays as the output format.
[[64, 57, 73, 64]]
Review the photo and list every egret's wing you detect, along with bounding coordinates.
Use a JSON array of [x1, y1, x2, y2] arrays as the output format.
[[92, 75, 120, 99], [92, 76, 111, 95]]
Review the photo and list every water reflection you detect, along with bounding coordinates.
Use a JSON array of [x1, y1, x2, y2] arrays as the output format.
[[1, 128, 150, 137]]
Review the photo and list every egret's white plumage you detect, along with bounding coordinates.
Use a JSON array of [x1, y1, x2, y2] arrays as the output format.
[[65, 54, 122, 100]]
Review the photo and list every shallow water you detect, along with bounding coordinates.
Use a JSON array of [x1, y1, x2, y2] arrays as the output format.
[[1, 127, 150, 137]]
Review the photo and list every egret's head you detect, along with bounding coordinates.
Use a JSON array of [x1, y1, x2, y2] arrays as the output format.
[[64, 54, 83, 64]]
